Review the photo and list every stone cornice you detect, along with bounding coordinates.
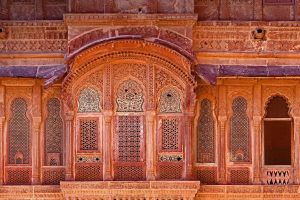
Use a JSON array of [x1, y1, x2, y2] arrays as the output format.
[[64, 13, 198, 26]]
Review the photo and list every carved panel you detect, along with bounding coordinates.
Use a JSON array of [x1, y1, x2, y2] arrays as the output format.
[[230, 97, 250, 162], [158, 163, 183, 180], [263, 167, 292, 185], [159, 88, 182, 113], [116, 80, 144, 112], [75, 164, 103, 181], [195, 168, 217, 184], [197, 99, 215, 163], [42, 168, 65, 185], [78, 88, 101, 113], [6, 167, 31, 185], [8, 98, 30, 165], [229, 168, 250, 185], [114, 165, 146, 181], [45, 98, 63, 166]]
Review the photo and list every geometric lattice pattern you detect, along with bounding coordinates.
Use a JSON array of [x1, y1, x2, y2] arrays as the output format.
[[159, 88, 181, 113], [42, 168, 65, 185], [8, 98, 30, 164], [79, 119, 98, 151], [45, 98, 63, 165], [6, 168, 31, 185], [196, 169, 217, 185], [75, 164, 103, 181], [158, 163, 183, 180], [116, 79, 144, 112], [161, 119, 179, 151], [230, 97, 250, 162], [78, 87, 101, 113], [114, 165, 145, 181], [197, 99, 215, 163], [230, 169, 250, 185], [117, 116, 142, 162]]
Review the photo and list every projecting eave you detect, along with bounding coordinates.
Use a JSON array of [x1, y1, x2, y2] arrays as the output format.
[[195, 64, 300, 84]]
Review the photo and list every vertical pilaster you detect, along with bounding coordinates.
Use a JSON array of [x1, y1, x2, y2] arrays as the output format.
[[103, 111, 113, 180], [293, 117, 300, 184], [32, 83, 41, 184], [35, 0, 43, 19], [253, 84, 262, 184], [65, 112, 74, 181], [184, 113, 193, 180], [146, 111, 155, 180], [218, 85, 227, 184], [32, 118, 41, 184], [293, 84, 300, 184], [0, 86, 4, 185]]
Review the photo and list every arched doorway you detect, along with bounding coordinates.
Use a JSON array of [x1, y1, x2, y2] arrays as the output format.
[[263, 95, 292, 185]]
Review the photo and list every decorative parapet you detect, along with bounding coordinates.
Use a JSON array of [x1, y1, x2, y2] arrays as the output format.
[[193, 21, 300, 54], [60, 181, 200, 200], [196, 185, 300, 200]]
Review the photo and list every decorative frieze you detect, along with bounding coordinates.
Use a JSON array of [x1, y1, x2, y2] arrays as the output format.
[[76, 155, 102, 163], [159, 154, 183, 162]]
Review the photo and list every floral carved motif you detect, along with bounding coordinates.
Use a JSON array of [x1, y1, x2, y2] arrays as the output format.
[[159, 88, 182, 113]]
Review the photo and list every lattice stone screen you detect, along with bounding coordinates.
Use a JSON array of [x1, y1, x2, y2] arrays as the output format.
[[78, 87, 101, 113], [197, 99, 215, 163], [159, 88, 181, 113], [79, 119, 98, 151], [161, 119, 179, 151], [116, 116, 142, 162], [116, 79, 144, 112], [45, 98, 63, 165], [8, 98, 30, 164], [230, 97, 250, 162]]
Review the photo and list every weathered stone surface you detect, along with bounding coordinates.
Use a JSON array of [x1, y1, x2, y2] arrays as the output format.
[[195, 64, 300, 84]]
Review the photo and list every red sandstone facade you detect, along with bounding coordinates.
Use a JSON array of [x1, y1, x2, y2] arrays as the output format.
[[1, 0, 300, 199]]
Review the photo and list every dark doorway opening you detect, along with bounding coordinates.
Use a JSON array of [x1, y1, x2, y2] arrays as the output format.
[[264, 95, 292, 166]]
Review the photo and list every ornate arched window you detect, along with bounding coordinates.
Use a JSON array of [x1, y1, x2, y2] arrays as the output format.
[[159, 88, 181, 113], [197, 99, 215, 163], [264, 95, 292, 165], [116, 79, 144, 112], [114, 79, 145, 181], [8, 98, 30, 164], [45, 98, 63, 166], [78, 87, 101, 113], [230, 97, 250, 162]]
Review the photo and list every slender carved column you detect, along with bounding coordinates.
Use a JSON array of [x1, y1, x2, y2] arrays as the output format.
[[0, 116, 4, 185], [0, 86, 4, 185], [294, 117, 300, 184], [218, 116, 227, 184], [218, 85, 227, 184], [146, 111, 155, 180], [32, 83, 41, 184], [32, 117, 41, 184], [253, 84, 262, 184], [65, 112, 74, 180], [184, 113, 194, 180], [103, 111, 113, 180]]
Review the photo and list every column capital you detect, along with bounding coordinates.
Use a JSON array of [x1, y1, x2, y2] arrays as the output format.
[[218, 116, 227, 122]]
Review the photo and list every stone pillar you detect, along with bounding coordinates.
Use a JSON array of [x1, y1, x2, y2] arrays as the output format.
[[294, 117, 300, 184], [0, 86, 4, 185], [32, 117, 41, 184], [146, 111, 155, 180], [218, 85, 227, 184], [65, 112, 74, 180], [184, 113, 193, 180], [0, 116, 4, 185], [218, 116, 227, 184], [103, 111, 113, 181], [253, 84, 262, 184], [32, 83, 41, 184]]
